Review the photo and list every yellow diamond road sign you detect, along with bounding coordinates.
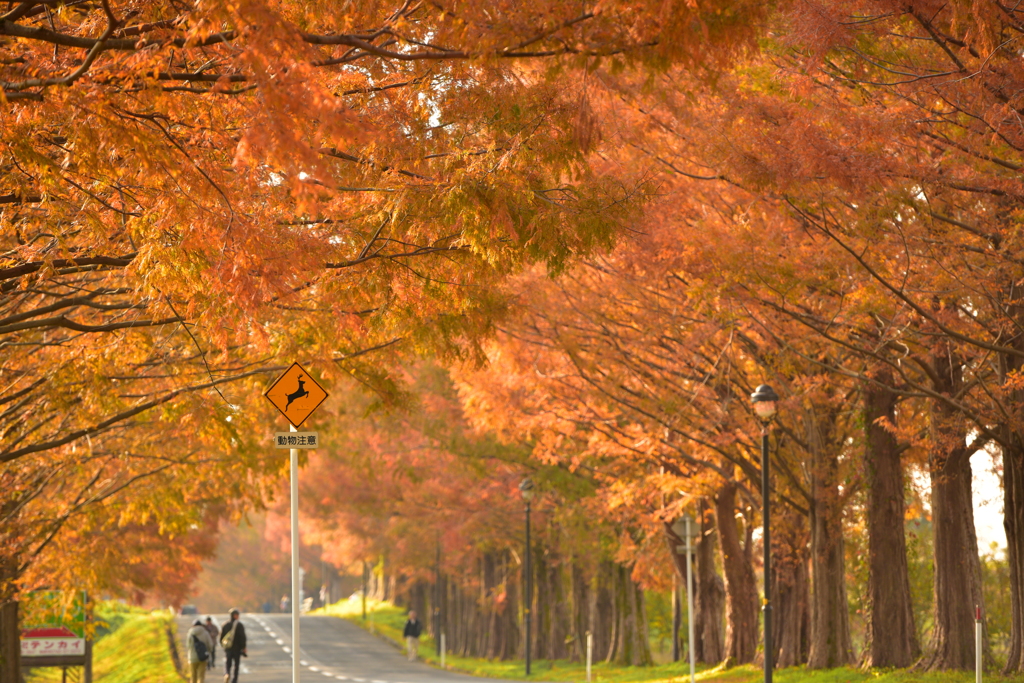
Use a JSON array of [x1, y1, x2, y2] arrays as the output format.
[[264, 362, 328, 428]]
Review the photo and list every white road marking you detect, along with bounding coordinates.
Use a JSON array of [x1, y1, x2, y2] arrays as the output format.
[[283, 646, 291, 653], [310, 666, 320, 671], [301, 660, 310, 666], [276, 638, 285, 645]]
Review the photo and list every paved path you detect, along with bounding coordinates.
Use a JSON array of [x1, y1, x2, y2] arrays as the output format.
[[175, 613, 519, 683]]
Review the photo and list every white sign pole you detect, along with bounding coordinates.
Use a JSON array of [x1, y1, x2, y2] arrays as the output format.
[[441, 633, 446, 668], [685, 517, 695, 683], [586, 631, 593, 683], [976, 605, 982, 683], [291, 423, 301, 683]]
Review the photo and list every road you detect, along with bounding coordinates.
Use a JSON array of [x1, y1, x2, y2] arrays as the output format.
[[175, 614, 517, 683]]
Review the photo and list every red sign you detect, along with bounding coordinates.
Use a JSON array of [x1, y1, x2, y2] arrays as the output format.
[[22, 627, 78, 638]]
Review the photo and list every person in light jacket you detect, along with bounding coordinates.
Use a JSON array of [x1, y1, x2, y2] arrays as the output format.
[[186, 618, 214, 683]]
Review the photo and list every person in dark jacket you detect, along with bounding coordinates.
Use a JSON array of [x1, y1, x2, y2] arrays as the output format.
[[219, 609, 247, 683], [403, 610, 422, 662]]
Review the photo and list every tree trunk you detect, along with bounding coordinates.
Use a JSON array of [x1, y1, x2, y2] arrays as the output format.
[[570, 561, 589, 662], [535, 548, 549, 661], [0, 601, 20, 683], [998, 344, 1024, 674], [608, 563, 652, 666], [1004, 437, 1024, 673], [806, 406, 855, 669], [864, 376, 920, 667], [771, 510, 809, 667], [922, 347, 989, 671], [549, 558, 570, 660], [595, 561, 614, 661], [715, 481, 759, 665], [695, 504, 726, 664]]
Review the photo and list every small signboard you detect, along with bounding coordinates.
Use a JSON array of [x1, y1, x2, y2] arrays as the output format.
[[275, 432, 319, 449], [264, 363, 329, 428], [19, 591, 92, 679], [21, 626, 85, 658]]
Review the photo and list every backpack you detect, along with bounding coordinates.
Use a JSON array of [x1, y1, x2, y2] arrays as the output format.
[[191, 633, 209, 663], [221, 621, 238, 650]]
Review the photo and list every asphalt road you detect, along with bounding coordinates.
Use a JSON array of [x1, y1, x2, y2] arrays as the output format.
[[175, 613, 518, 683]]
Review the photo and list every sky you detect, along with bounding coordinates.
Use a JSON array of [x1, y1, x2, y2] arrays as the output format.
[[971, 450, 1006, 556]]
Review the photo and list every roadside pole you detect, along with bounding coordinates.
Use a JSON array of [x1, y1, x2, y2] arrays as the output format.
[[264, 362, 328, 683], [586, 632, 592, 683], [685, 516, 695, 683], [976, 606, 982, 683], [291, 422, 300, 683], [441, 633, 446, 668]]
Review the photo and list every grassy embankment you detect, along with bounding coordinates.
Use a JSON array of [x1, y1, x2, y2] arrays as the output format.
[[24, 603, 181, 683], [317, 599, 1017, 683]]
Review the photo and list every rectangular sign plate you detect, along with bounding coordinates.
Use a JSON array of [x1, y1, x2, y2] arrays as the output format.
[[275, 432, 319, 449], [21, 627, 85, 657]]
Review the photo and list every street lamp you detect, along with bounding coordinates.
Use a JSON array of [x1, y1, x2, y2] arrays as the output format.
[[519, 478, 535, 676], [670, 514, 701, 683], [750, 384, 779, 683]]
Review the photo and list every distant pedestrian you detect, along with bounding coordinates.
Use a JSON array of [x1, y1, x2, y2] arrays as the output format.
[[219, 609, 247, 683], [203, 617, 219, 666], [186, 618, 214, 683], [403, 610, 422, 662], [280, 595, 290, 613]]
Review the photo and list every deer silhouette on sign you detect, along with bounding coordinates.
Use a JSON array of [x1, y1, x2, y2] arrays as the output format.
[[285, 376, 310, 411]]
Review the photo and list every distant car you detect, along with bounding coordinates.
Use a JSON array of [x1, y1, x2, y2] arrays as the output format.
[[180, 605, 198, 615]]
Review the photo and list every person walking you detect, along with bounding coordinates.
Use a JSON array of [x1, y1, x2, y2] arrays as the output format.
[[403, 610, 422, 662], [203, 616, 219, 667], [186, 618, 214, 683], [219, 608, 247, 683]]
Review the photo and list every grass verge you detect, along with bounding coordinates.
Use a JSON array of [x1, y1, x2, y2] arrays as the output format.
[[24, 603, 181, 683], [317, 599, 1018, 683]]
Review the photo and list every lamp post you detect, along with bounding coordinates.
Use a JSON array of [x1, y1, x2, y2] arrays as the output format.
[[750, 384, 779, 683], [519, 478, 535, 676]]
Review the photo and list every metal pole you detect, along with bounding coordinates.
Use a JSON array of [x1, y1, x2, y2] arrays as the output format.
[[672, 571, 680, 662], [586, 631, 592, 683], [685, 517, 695, 683], [525, 499, 532, 676], [976, 605, 982, 683], [761, 427, 772, 683], [291, 423, 301, 683], [441, 632, 446, 669], [361, 561, 367, 621], [436, 539, 442, 656]]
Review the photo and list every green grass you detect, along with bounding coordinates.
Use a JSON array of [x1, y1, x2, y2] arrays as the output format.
[[25, 603, 181, 683], [318, 599, 1018, 683]]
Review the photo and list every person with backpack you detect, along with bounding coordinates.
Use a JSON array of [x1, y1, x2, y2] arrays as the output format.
[[186, 619, 214, 683], [219, 608, 247, 683]]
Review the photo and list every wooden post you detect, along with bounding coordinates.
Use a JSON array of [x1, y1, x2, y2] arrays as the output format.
[[0, 601, 20, 683]]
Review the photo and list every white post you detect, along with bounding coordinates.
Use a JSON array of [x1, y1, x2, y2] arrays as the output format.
[[441, 633, 446, 668], [685, 517, 695, 683], [586, 631, 593, 683], [291, 423, 301, 683], [976, 605, 982, 683]]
